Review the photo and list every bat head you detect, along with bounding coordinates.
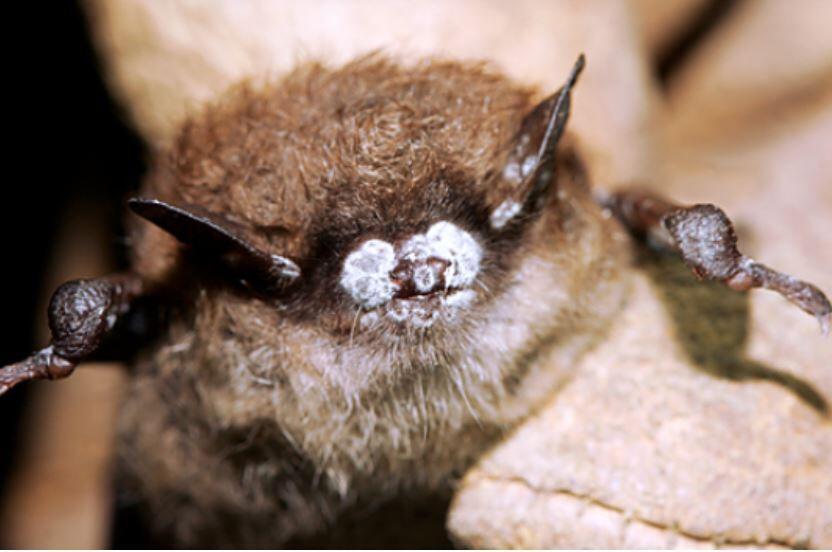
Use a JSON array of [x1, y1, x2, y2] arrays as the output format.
[[129, 54, 626, 399]]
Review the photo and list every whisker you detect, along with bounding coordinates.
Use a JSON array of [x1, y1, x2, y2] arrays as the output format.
[[349, 306, 363, 346], [475, 279, 491, 296]]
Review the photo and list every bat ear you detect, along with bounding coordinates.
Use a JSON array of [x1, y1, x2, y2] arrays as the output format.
[[128, 198, 301, 290], [490, 54, 585, 230]]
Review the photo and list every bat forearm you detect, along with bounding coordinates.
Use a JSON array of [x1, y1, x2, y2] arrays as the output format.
[[0, 348, 75, 396], [601, 188, 678, 249], [604, 188, 831, 334]]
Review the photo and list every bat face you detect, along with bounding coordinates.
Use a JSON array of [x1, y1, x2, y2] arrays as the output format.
[[289, 164, 519, 350], [281, 160, 500, 340], [133, 55, 598, 345]]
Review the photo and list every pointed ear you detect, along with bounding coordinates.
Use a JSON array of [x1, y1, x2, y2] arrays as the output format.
[[128, 198, 300, 289], [490, 54, 585, 230]]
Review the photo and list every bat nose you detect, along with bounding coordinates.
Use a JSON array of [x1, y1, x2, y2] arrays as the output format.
[[390, 257, 450, 298], [340, 221, 482, 310]]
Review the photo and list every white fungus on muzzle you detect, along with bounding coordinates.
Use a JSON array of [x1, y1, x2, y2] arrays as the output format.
[[340, 221, 483, 317]]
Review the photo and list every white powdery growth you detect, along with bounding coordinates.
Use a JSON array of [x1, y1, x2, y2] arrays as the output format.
[[340, 239, 399, 308], [384, 290, 474, 328], [521, 154, 537, 179], [443, 289, 476, 310], [341, 221, 482, 324], [489, 199, 522, 229], [386, 300, 439, 328], [399, 234, 433, 287], [359, 310, 381, 329], [502, 161, 522, 184], [416, 221, 482, 289], [412, 264, 438, 293]]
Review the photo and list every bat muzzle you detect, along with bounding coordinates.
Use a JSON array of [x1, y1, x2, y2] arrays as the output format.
[[340, 220, 482, 328]]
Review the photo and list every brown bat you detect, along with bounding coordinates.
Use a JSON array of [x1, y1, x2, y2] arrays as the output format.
[[1, 54, 829, 546]]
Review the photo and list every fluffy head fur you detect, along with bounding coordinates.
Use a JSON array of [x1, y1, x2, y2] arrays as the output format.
[[121, 54, 630, 546]]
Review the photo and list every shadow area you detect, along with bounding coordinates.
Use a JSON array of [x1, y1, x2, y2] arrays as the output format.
[[287, 493, 453, 549], [637, 246, 828, 416]]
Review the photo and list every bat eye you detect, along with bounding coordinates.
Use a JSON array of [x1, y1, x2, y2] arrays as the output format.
[[339, 221, 482, 312]]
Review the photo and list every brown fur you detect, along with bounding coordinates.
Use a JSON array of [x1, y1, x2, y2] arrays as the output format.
[[119, 54, 631, 546]]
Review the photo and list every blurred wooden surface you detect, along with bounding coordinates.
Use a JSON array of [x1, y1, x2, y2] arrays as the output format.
[[0, 367, 126, 548]]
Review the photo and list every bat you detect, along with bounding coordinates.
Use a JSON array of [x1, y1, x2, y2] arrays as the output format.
[[1, 53, 829, 546]]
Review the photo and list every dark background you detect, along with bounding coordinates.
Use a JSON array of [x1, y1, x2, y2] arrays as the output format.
[[0, 1, 145, 544]]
